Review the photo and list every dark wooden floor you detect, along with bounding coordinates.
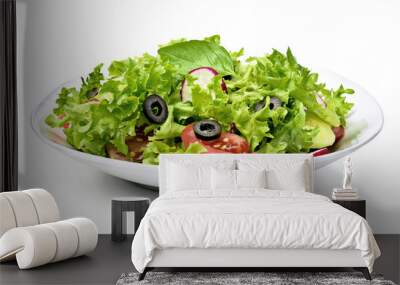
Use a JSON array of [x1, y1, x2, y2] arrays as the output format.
[[0, 235, 399, 285]]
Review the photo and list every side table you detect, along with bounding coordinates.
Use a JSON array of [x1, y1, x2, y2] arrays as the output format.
[[111, 197, 150, 241], [332, 199, 366, 219]]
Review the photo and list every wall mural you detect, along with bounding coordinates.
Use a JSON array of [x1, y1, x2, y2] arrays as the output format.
[[32, 35, 383, 188]]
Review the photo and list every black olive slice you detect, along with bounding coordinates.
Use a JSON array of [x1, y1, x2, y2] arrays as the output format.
[[143, 95, 168, 124], [269, 97, 282, 110], [255, 97, 282, 112], [254, 99, 266, 112], [87, 88, 99, 98], [193, 120, 222, 141]]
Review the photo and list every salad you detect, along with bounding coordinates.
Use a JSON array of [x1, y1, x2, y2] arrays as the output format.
[[46, 35, 354, 165]]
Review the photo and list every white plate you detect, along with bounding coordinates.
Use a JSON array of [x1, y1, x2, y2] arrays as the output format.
[[32, 69, 383, 188]]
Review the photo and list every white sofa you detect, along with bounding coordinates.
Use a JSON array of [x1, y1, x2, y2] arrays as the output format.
[[0, 189, 98, 269]]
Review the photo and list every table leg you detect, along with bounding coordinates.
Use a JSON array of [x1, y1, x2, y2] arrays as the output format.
[[112, 201, 125, 241], [134, 201, 150, 234]]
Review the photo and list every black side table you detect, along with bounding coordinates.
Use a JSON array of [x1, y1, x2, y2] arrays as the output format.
[[333, 199, 366, 219], [111, 197, 150, 242]]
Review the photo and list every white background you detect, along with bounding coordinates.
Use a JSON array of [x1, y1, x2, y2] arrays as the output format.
[[16, 0, 400, 233]]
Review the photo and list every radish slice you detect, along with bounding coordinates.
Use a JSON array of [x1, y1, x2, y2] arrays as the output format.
[[180, 67, 227, 102], [312, 148, 330, 157], [332, 126, 345, 143]]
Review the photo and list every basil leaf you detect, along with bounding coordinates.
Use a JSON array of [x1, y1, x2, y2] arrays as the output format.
[[158, 40, 234, 75]]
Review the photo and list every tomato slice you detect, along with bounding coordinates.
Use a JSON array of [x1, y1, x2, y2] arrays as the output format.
[[181, 124, 249, 154]]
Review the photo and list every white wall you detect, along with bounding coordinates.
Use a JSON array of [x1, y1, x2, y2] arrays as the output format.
[[17, 0, 400, 233]]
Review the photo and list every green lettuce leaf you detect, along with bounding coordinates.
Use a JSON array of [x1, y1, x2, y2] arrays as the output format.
[[142, 141, 177, 165], [149, 106, 185, 141], [142, 141, 206, 165], [173, 101, 194, 123], [322, 85, 354, 126], [79, 64, 104, 98], [257, 102, 318, 153], [189, 76, 233, 129], [232, 98, 272, 152], [290, 88, 341, 127]]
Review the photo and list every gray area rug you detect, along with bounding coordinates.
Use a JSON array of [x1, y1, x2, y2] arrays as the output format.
[[116, 272, 396, 285]]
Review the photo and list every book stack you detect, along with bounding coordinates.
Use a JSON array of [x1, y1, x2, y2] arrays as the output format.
[[332, 188, 359, 200]]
